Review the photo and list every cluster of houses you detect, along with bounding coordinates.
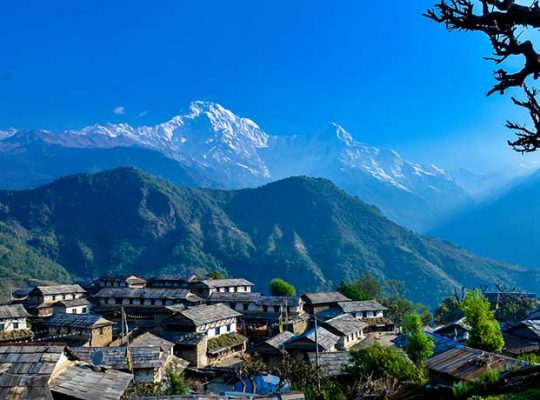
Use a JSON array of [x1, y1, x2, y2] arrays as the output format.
[[2, 273, 539, 399], [0, 273, 393, 399]]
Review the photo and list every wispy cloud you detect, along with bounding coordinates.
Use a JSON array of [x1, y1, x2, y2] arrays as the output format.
[[138, 111, 148, 117], [113, 106, 126, 115]]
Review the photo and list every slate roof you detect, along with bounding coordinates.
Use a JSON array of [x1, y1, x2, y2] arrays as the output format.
[[99, 273, 145, 282], [131, 332, 174, 354], [50, 363, 132, 400], [202, 278, 254, 288], [12, 286, 34, 299], [208, 292, 262, 302], [53, 298, 90, 308], [264, 331, 296, 350], [148, 273, 198, 282], [33, 284, 86, 295], [0, 304, 30, 319], [176, 303, 242, 326], [71, 346, 163, 370], [307, 352, 353, 376], [288, 327, 340, 351], [44, 313, 114, 329], [93, 288, 202, 302], [256, 296, 303, 307], [521, 319, 540, 338], [323, 314, 367, 336], [337, 300, 387, 313], [156, 331, 206, 346], [0, 345, 65, 400], [302, 292, 350, 305], [528, 307, 540, 320]]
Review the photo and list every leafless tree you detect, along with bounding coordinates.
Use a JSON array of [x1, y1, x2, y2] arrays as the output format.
[[426, 0, 540, 152]]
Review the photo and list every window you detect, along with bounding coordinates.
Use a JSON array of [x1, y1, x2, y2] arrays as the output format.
[[52, 295, 56, 301], [0, 323, 4, 332], [214, 327, 220, 336], [115, 298, 122, 304], [129, 299, 134, 305], [230, 303, 236, 309], [243, 304, 248, 311], [273, 306, 280, 313], [227, 324, 231, 332], [81, 307, 87, 313], [263, 305, 268, 312], [13, 322, 19, 329]]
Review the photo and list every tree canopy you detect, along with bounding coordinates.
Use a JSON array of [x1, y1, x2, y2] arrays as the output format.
[[460, 289, 505, 353], [402, 313, 435, 367], [269, 278, 296, 296], [427, 0, 540, 152]]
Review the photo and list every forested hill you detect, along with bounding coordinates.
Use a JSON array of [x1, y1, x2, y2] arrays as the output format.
[[0, 167, 537, 306]]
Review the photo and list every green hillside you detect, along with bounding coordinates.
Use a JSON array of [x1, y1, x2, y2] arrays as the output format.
[[0, 167, 537, 306]]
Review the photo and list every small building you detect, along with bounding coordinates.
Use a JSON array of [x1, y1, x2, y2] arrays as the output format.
[[0, 304, 30, 334], [337, 300, 386, 319], [191, 278, 254, 298], [301, 292, 351, 314], [97, 274, 147, 289], [0, 345, 132, 400], [159, 303, 247, 367], [43, 313, 115, 346], [504, 320, 540, 356], [307, 352, 353, 379], [433, 317, 470, 343], [322, 314, 367, 350], [147, 273, 199, 288], [285, 326, 340, 357], [71, 337, 187, 383], [23, 284, 87, 316], [93, 287, 203, 308], [254, 331, 296, 368], [52, 297, 91, 315]]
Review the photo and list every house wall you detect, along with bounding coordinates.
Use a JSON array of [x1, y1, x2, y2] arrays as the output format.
[[54, 305, 88, 315], [90, 325, 113, 346], [195, 319, 237, 337], [0, 317, 28, 332]]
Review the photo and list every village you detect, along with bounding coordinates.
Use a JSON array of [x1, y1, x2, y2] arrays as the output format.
[[0, 272, 538, 399]]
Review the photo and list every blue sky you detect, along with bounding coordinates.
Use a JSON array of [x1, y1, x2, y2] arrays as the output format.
[[0, 0, 536, 171]]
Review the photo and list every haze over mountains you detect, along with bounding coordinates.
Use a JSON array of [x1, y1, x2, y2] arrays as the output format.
[[1, 167, 538, 306], [0, 101, 472, 231]]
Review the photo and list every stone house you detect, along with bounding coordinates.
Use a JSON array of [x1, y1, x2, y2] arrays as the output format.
[[97, 274, 147, 289], [285, 326, 340, 358], [92, 287, 203, 308], [0, 304, 30, 333], [23, 284, 87, 316], [43, 313, 115, 346], [254, 331, 296, 368], [146, 273, 199, 289], [190, 278, 254, 298], [322, 314, 367, 350], [52, 298, 91, 315], [301, 292, 351, 315]]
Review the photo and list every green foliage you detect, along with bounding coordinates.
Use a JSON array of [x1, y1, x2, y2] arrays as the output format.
[[0, 167, 539, 305], [207, 270, 226, 279], [461, 290, 504, 353], [269, 278, 296, 296], [452, 381, 476, 399], [164, 369, 189, 395], [355, 272, 383, 299], [271, 352, 345, 400], [347, 343, 424, 384], [207, 333, 245, 351], [336, 280, 371, 301], [517, 353, 540, 364], [435, 295, 463, 325], [402, 313, 434, 367], [451, 368, 501, 399]]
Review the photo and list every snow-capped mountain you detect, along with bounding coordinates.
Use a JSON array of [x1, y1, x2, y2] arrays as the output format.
[[0, 101, 471, 230]]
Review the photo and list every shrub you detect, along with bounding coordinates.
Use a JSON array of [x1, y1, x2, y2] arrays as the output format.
[[269, 278, 296, 296]]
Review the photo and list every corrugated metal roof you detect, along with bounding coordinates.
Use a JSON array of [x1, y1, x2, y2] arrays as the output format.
[[0, 304, 30, 319], [427, 346, 527, 382]]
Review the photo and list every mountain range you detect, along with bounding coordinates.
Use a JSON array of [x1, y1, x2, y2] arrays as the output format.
[[0, 101, 471, 231], [0, 167, 538, 306]]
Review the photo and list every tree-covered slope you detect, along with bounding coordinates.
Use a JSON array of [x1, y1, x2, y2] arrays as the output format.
[[0, 167, 536, 306]]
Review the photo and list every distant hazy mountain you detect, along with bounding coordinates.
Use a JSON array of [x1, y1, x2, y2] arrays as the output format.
[[0, 167, 538, 306], [433, 169, 540, 268], [0, 101, 471, 230]]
